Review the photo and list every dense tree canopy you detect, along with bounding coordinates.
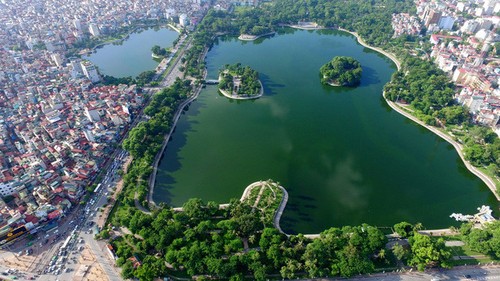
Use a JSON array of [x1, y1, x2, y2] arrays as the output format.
[[320, 56, 362, 86], [110, 198, 391, 280], [110, 0, 497, 279], [462, 221, 500, 259], [151, 45, 169, 57], [408, 233, 452, 271], [219, 63, 261, 96]]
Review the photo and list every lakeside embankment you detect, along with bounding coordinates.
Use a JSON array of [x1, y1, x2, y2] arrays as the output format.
[[87, 23, 175, 54], [287, 22, 323, 30], [238, 32, 276, 41], [167, 23, 181, 33], [338, 27, 498, 200], [147, 41, 209, 207]]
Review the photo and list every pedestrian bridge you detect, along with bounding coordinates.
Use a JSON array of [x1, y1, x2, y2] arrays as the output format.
[[205, 79, 219, 84]]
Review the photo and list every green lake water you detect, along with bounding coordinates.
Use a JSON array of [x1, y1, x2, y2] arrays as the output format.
[[148, 28, 495, 234], [84, 27, 178, 78]]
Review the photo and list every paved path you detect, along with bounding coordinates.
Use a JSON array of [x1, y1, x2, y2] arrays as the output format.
[[299, 265, 500, 281], [146, 38, 204, 208], [384, 98, 499, 200]]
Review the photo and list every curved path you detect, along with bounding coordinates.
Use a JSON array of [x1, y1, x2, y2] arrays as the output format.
[[145, 38, 204, 209], [147, 84, 203, 207], [339, 27, 498, 200]]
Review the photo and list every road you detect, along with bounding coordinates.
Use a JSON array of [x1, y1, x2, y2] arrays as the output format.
[[5, 33, 197, 281], [297, 265, 500, 281]]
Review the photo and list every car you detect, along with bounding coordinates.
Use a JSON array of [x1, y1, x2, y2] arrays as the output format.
[[464, 275, 472, 279]]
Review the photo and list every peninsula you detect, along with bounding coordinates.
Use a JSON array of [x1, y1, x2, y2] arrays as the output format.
[[238, 31, 276, 41], [320, 56, 362, 87], [218, 63, 263, 99]]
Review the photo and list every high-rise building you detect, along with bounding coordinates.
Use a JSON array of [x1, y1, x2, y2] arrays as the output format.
[[73, 19, 82, 32], [88, 24, 100, 37], [179, 14, 189, 27], [460, 20, 479, 34], [51, 53, 64, 67], [80, 61, 101, 83]]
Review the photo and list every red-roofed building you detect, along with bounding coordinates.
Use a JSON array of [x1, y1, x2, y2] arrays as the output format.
[[47, 209, 61, 220], [24, 214, 39, 225]]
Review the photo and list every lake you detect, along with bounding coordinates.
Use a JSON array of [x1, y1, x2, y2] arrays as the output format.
[[84, 27, 178, 78], [147, 28, 497, 234]]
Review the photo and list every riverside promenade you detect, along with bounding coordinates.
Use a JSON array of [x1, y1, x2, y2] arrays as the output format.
[[338, 27, 498, 200], [145, 37, 202, 208]]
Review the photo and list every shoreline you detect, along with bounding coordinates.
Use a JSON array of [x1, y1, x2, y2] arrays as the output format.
[[238, 32, 275, 41], [88, 23, 174, 54], [148, 27, 499, 211], [287, 23, 323, 30], [147, 38, 205, 207], [167, 23, 181, 33], [337, 27, 498, 200]]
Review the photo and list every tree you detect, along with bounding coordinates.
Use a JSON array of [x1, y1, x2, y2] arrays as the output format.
[[392, 243, 409, 261], [183, 198, 209, 224], [408, 233, 452, 271], [466, 228, 491, 253], [121, 260, 135, 279], [394, 221, 415, 238], [320, 56, 362, 86], [151, 45, 168, 57]]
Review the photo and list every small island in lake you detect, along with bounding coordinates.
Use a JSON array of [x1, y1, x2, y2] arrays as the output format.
[[151, 44, 170, 58], [320, 56, 362, 87], [218, 63, 263, 99]]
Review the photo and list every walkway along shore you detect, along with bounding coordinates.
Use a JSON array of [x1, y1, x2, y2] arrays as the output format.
[[147, 85, 203, 207], [88, 23, 174, 54], [338, 27, 499, 201], [146, 27, 498, 215], [147, 39, 207, 208]]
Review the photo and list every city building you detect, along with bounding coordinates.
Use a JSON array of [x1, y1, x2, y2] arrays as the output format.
[[80, 61, 101, 83]]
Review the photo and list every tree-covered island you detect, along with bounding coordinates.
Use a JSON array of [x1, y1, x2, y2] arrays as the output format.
[[218, 63, 263, 99], [151, 44, 170, 58], [320, 56, 362, 87]]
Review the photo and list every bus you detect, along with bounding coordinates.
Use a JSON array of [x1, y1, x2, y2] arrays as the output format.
[[93, 183, 101, 193]]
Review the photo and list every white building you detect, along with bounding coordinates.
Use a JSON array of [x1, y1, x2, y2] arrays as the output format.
[[84, 107, 101, 123], [179, 14, 189, 27], [88, 23, 100, 37], [0, 182, 17, 197], [83, 130, 96, 142], [51, 53, 64, 67], [80, 61, 101, 83], [73, 19, 83, 32], [461, 20, 480, 34]]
